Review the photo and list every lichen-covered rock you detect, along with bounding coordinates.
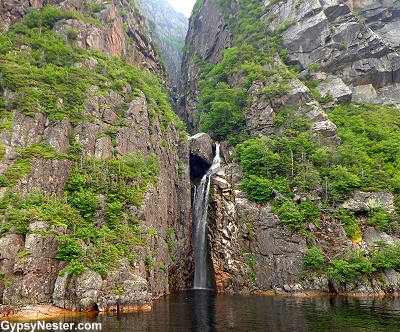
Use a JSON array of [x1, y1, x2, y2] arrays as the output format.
[[341, 190, 395, 213]]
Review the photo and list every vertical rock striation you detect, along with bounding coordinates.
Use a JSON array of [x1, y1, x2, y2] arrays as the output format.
[[0, 0, 191, 314]]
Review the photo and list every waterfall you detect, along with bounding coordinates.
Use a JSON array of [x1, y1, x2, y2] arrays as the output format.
[[192, 144, 220, 290]]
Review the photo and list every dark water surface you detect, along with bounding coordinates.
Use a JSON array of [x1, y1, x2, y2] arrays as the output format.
[[13, 290, 400, 331]]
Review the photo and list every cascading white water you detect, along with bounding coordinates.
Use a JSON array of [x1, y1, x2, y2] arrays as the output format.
[[192, 144, 220, 289]]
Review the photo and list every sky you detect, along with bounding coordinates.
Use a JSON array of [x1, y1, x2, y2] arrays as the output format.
[[165, 0, 196, 18]]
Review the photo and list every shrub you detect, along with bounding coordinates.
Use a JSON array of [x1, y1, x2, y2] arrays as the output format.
[[56, 235, 82, 261], [367, 207, 390, 231], [371, 243, 400, 270], [275, 200, 304, 230], [89, 262, 108, 278], [337, 209, 361, 241], [65, 27, 78, 41], [304, 246, 325, 270], [241, 175, 290, 202], [65, 260, 86, 275], [327, 250, 375, 283]]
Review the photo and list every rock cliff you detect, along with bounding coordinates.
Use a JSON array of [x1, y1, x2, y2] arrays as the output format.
[[181, 0, 400, 296], [0, 0, 191, 314], [139, 0, 188, 87]]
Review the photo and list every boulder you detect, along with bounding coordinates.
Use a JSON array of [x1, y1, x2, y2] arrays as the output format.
[[317, 78, 352, 104], [341, 190, 395, 213], [188, 133, 214, 179], [188, 133, 214, 164]]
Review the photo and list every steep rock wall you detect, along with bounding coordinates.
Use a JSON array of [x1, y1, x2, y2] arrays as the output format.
[[140, 0, 188, 87], [207, 147, 400, 295], [0, 0, 166, 76], [0, 0, 191, 313], [181, 0, 400, 295], [177, 0, 234, 132]]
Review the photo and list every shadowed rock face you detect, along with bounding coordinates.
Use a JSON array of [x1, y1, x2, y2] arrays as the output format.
[[188, 133, 214, 179], [139, 0, 188, 87]]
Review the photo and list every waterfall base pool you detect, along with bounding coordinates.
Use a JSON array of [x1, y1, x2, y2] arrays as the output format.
[[26, 290, 400, 331]]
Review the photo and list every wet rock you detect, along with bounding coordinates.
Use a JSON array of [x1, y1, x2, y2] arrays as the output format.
[[0, 305, 72, 319]]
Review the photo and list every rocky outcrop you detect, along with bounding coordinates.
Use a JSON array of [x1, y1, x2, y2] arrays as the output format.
[[342, 190, 395, 213], [265, 0, 400, 105], [178, 0, 400, 297], [52, 269, 152, 312], [204, 150, 400, 295], [0, 86, 191, 310], [188, 133, 214, 179]]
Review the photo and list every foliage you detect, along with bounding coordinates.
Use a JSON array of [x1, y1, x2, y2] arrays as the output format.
[[367, 207, 390, 231], [0, 191, 84, 234], [0, 6, 185, 134], [0, 149, 161, 275], [235, 102, 400, 233], [329, 103, 400, 193], [199, 82, 247, 141], [245, 252, 256, 283], [304, 246, 325, 270], [327, 250, 375, 283], [274, 200, 305, 230], [64, 260, 86, 276], [0, 143, 70, 189], [193, 0, 298, 142], [337, 209, 361, 241], [65, 152, 161, 224], [56, 235, 82, 261], [371, 242, 400, 270], [241, 175, 290, 202]]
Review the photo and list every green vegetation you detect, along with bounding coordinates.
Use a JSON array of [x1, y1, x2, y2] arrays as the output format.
[[328, 103, 400, 194], [303, 243, 400, 283], [304, 246, 325, 270], [234, 102, 400, 232], [0, 150, 161, 276], [0, 5, 184, 133], [193, 0, 297, 143], [0, 4, 183, 279], [245, 252, 257, 283]]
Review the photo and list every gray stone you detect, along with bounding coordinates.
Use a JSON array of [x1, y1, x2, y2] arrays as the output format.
[[317, 78, 352, 103], [188, 132, 214, 164], [341, 190, 395, 213]]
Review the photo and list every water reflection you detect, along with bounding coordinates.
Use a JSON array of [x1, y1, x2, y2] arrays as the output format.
[[8, 291, 400, 332], [192, 290, 216, 331]]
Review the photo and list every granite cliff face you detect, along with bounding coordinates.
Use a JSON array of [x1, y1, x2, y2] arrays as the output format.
[[139, 0, 188, 87], [0, 0, 191, 314], [181, 0, 400, 295], [177, 0, 233, 132], [0, 0, 165, 75]]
